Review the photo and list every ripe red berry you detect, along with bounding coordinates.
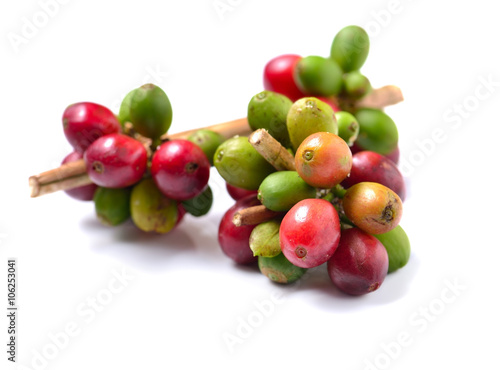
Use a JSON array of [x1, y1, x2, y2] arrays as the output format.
[[327, 228, 388, 295], [63, 102, 121, 153], [350, 142, 400, 165], [280, 199, 341, 268], [151, 140, 210, 201], [84, 133, 147, 188], [218, 195, 261, 265], [342, 151, 406, 201], [263, 54, 304, 102], [61, 152, 97, 201], [226, 183, 258, 201]]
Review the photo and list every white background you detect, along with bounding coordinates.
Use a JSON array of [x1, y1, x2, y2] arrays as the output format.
[[1, 1, 499, 369]]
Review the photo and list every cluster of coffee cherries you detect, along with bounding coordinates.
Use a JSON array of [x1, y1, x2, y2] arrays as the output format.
[[62, 84, 223, 232], [215, 25, 410, 295]]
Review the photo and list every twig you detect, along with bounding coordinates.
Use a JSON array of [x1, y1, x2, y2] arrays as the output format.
[[248, 129, 296, 171], [355, 85, 403, 109], [233, 205, 282, 226]]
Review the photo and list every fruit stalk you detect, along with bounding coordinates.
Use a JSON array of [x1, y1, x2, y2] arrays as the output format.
[[232, 205, 282, 226], [248, 129, 296, 171], [29, 117, 250, 198], [355, 85, 403, 109]]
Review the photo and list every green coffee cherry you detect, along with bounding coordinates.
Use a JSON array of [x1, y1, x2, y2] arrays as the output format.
[[375, 225, 411, 273], [343, 71, 372, 99], [187, 130, 225, 166], [258, 253, 307, 284], [247, 91, 292, 148], [214, 136, 275, 190], [258, 171, 316, 212], [355, 108, 398, 155], [129, 84, 173, 140], [181, 186, 213, 217], [294, 55, 343, 96], [287, 97, 338, 151], [249, 220, 281, 257], [330, 25, 370, 72], [130, 178, 178, 233], [94, 187, 131, 226], [335, 111, 360, 146], [117, 88, 137, 126]]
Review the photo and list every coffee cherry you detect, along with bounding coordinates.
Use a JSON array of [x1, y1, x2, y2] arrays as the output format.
[[117, 88, 137, 126], [355, 108, 398, 155], [258, 171, 316, 212], [342, 182, 403, 234], [63, 102, 120, 154], [259, 252, 307, 284], [342, 151, 406, 201], [287, 97, 338, 151], [84, 133, 147, 188], [247, 90, 293, 148], [343, 71, 372, 99], [330, 25, 370, 72], [294, 55, 343, 96], [130, 178, 178, 234], [218, 195, 261, 265], [151, 139, 210, 201], [214, 136, 275, 190], [280, 199, 341, 268], [61, 152, 97, 201], [335, 111, 360, 147], [226, 183, 258, 201], [263, 54, 304, 102], [129, 84, 172, 140], [374, 225, 411, 273], [295, 132, 352, 189], [327, 228, 388, 295], [187, 129, 225, 166], [93, 187, 131, 226]]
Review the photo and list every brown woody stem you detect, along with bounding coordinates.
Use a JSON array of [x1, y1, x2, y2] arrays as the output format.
[[233, 205, 282, 226], [355, 85, 403, 109], [248, 129, 296, 171]]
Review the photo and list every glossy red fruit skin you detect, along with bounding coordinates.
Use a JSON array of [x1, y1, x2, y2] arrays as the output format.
[[263, 54, 304, 102], [151, 140, 210, 201], [218, 195, 261, 265], [280, 199, 341, 268], [342, 151, 406, 201], [351, 142, 400, 165], [84, 133, 147, 188], [63, 102, 121, 154], [226, 183, 258, 201], [62, 152, 97, 201], [327, 228, 388, 296]]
